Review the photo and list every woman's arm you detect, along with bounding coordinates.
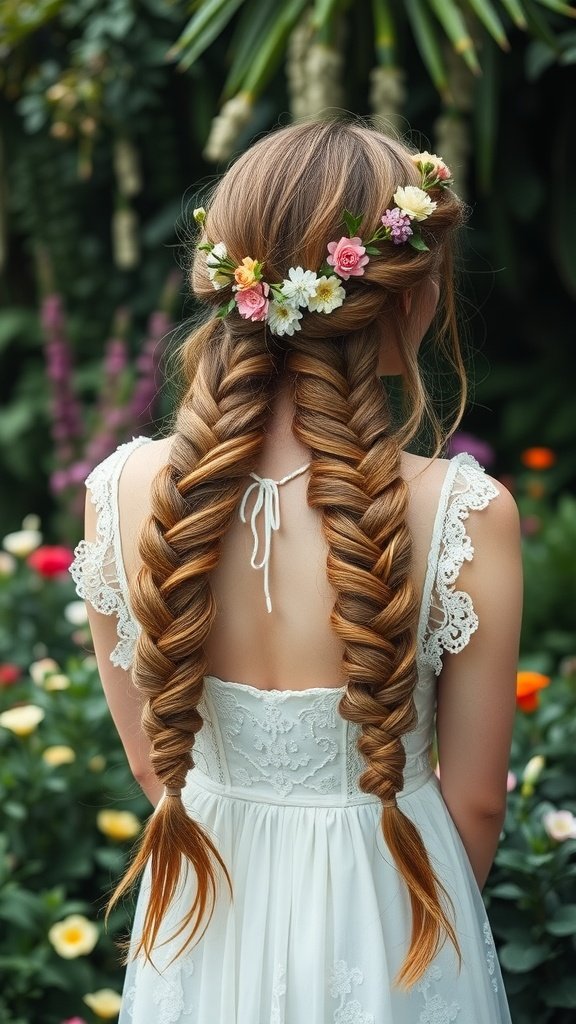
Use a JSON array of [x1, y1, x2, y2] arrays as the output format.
[[84, 492, 163, 809], [435, 480, 523, 889]]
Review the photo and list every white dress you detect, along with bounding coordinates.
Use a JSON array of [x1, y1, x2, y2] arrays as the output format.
[[70, 437, 513, 1024]]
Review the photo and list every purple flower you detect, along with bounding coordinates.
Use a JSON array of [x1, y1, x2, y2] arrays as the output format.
[[381, 208, 413, 244], [448, 431, 496, 468]]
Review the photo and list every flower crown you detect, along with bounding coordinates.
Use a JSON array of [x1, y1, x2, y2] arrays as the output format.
[[194, 151, 453, 338]]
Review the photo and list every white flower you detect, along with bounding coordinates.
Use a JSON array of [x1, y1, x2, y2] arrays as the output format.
[[206, 241, 229, 289], [411, 151, 451, 180], [2, 529, 42, 557], [393, 185, 437, 221], [307, 275, 346, 314], [0, 704, 45, 736], [543, 809, 576, 842], [64, 600, 89, 626], [267, 301, 303, 337], [29, 657, 59, 685], [281, 267, 318, 307], [193, 206, 206, 225], [49, 914, 99, 959]]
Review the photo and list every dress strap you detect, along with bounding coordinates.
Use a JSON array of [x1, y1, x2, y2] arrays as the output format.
[[239, 462, 311, 613]]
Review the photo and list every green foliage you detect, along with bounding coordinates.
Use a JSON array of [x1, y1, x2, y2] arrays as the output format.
[[0, 650, 149, 1024]]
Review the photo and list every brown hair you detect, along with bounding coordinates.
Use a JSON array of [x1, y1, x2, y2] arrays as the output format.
[[108, 119, 467, 989]]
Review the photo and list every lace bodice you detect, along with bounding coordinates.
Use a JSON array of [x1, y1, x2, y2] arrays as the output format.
[[70, 439, 498, 802]]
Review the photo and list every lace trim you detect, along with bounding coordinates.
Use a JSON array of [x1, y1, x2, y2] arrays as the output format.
[[68, 436, 151, 670], [419, 454, 499, 677], [483, 921, 499, 994]]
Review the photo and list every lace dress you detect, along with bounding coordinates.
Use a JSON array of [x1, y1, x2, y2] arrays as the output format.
[[70, 438, 513, 1024]]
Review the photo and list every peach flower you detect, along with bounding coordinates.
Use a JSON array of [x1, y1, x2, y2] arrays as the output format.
[[234, 256, 260, 290]]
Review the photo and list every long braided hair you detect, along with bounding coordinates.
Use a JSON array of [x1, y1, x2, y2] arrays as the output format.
[[108, 120, 467, 990]]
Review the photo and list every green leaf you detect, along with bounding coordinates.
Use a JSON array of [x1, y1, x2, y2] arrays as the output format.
[[546, 904, 576, 936], [365, 245, 381, 254], [499, 0, 529, 28], [522, 0, 564, 48], [371, 0, 397, 66], [465, 0, 510, 49], [533, 0, 576, 18], [343, 209, 364, 235], [241, 0, 310, 96], [172, 0, 248, 71], [405, 0, 450, 98], [499, 941, 553, 972], [223, 0, 283, 98], [489, 882, 526, 899], [427, 0, 481, 74], [408, 234, 429, 251]]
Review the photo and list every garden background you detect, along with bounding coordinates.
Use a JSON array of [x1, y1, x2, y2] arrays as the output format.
[[1, 1, 576, 1022]]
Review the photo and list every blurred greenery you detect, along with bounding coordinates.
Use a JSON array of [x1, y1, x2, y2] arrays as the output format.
[[1, 0, 576, 540]]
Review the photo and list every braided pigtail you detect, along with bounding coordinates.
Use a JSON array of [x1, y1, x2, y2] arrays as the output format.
[[288, 326, 460, 990], [107, 318, 277, 962]]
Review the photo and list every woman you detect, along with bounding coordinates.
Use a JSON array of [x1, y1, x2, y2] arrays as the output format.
[[71, 119, 522, 1023]]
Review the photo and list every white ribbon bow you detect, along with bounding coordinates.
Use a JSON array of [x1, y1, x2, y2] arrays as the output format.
[[239, 464, 310, 613]]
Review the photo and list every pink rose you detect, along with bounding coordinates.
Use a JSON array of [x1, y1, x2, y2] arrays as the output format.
[[235, 282, 270, 322], [326, 236, 369, 280], [436, 161, 452, 181]]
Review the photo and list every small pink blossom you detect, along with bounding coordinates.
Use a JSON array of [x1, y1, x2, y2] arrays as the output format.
[[507, 771, 517, 792], [235, 282, 270, 322], [326, 236, 369, 280], [61, 1018, 88, 1024]]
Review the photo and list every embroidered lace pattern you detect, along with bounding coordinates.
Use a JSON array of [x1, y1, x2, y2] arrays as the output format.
[[270, 962, 287, 1024], [483, 921, 499, 994], [200, 681, 341, 798], [419, 455, 499, 677], [416, 965, 460, 1023], [328, 959, 375, 1024], [69, 437, 151, 670], [124, 953, 195, 1023]]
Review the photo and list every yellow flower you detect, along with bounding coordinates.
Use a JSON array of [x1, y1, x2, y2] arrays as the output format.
[[83, 989, 123, 1019], [29, 658, 60, 686], [234, 256, 259, 290], [89, 754, 106, 772], [2, 529, 42, 557], [97, 809, 141, 841], [0, 704, 45, 736], [44, 673, 71, 691], [48, 914, 98, 959], [42, 745, 76, 767]]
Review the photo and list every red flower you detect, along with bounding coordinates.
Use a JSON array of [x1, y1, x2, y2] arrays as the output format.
[[27, 545, 74, 578], [516, 671, 550, 713], [0, 664, 21, 686]]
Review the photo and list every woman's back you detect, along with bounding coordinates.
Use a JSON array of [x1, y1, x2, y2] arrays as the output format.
[[118, 393, 455, 693]]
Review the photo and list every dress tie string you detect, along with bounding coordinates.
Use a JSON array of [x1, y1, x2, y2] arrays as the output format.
[[239, 463, 310, 613]]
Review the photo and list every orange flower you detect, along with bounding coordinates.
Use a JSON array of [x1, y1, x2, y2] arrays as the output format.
[[521, 447, 556, 470], [234, 257, 259, 290], [516, 671, 550, 712]]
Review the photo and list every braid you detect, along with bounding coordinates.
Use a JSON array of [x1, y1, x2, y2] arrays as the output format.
[[107, 320, 277, 962], [288, 329, 461, 990]]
